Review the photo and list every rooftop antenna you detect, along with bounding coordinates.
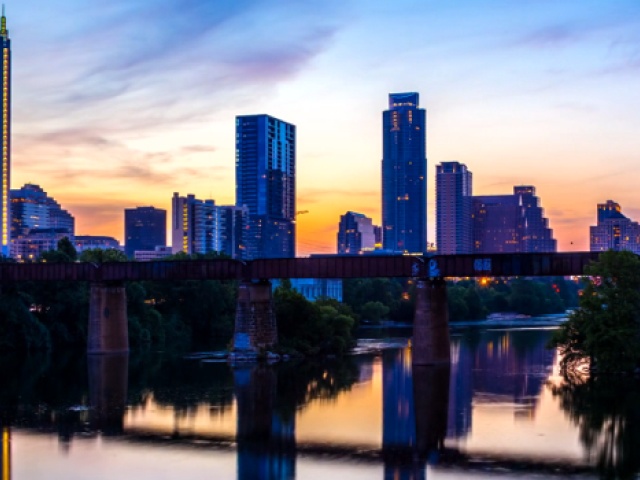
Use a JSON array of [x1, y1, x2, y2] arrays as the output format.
[[1, 5, 6, 37]]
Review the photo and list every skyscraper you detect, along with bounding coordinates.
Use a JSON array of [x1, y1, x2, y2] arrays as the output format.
[[381, 93, 427, 254], [590, 200, 640, 253], [124, 206, 166, 258], [171, 193, 221, 255], [337, 211, 376, 254], [436, 162, 473, 254], [0, 9, 10, 257], [236, 114, 296, 259], [472, 186, 556, 253]]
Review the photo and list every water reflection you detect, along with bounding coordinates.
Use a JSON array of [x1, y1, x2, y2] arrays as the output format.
[[1, 328, 637, 479], [448, 329, 556, 441], [551, 377, 640, 480]]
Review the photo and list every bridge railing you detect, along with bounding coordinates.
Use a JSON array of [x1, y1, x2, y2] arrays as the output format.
[[0, 252, 602, 283]]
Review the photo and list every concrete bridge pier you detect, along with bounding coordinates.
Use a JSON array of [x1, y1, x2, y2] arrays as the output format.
[[412, 278, 450, 366], [87, 282, 129, 354], [232, 280, 277, 355]]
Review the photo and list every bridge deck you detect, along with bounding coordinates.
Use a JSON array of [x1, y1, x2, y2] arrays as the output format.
[[0, 252, 600, 283]]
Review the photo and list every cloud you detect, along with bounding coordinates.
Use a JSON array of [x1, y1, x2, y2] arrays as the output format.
[[518, 25, 578, 48]]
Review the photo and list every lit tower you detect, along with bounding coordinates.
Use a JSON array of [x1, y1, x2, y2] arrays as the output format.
[[382, 93, 427, 254], [0, 6, 9, 257]]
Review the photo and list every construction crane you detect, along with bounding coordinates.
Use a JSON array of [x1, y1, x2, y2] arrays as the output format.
[[295, 210, 309, 217]]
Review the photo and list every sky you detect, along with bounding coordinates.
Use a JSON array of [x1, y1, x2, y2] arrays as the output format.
[[6, 0, 640, 255]]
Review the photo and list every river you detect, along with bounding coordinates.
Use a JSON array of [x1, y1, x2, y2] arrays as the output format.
[[1, 324, 638, 479]]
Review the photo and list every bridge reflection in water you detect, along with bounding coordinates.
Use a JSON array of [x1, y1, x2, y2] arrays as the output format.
[[2, 328, 620, 478]]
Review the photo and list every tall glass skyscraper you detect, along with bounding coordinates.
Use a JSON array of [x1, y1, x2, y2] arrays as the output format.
[[436, 162, 473, 254], [382, 93, 427, 254], [0, 9, 10, 257], [236, 114, 296, 259]]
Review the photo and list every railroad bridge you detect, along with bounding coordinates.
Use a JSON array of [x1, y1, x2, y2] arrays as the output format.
[[0, 252, 599, 363]]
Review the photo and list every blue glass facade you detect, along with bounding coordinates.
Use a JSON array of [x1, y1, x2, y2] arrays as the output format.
[[236, 114, 295, 259], [382, 93, 427, 254], [124, 206, 166, 258]]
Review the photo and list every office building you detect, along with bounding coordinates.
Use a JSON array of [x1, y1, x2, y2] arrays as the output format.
[[337, 211, 377, 254], [0, 10, 10, 256], [590, 200, 640, 253], [10, 184, 75, 259], [134, 246, 173, 261], [236, 114, 296, 259], [11, 228, 70, 262], [272, 278, 343, 302], [436, 162, 473, 254], [74, 235, 121, 253], [472, 186, 556, 253], [124, 206, 166, 258], [381, 92, 427, 254]]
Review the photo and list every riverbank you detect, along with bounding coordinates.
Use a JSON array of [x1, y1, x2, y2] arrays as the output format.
[[450, 313, 568, 329]]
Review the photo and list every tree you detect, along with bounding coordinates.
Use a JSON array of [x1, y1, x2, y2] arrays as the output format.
[[551, 250, 640, 375], [79, 248, 128, 263], [360, 301, 389, 324]]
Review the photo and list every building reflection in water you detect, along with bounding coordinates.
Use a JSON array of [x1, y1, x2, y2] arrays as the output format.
[[382, 347, 450, 480], [233, 365, 295, 480], [1, 427, 10, 480], [447, 329, 555, 440]]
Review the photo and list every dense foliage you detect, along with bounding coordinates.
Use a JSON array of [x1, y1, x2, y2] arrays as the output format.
[[274, 280, 357, 356], [343, 276, 579, 323], [551, 250, 640, 375]]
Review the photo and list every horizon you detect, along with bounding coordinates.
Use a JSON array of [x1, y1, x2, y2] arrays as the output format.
[[5, 0, 640, 254]]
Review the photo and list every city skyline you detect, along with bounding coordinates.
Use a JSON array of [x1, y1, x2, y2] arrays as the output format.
[[5, 1, 640, 255]]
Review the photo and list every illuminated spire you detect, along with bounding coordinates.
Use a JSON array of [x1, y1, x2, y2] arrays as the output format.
[[0, 4, 6, 37]]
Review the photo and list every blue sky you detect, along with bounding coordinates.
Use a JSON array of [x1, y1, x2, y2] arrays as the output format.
[[7, 0, 640, 253]]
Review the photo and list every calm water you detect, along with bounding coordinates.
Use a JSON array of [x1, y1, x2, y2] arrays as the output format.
[[1, 326, 638, 479]]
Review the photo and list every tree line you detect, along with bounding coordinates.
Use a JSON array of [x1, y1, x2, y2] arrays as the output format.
[[343, 276, 581, 323], [0, 237, 586, 355], [0, 238, 359, 356]]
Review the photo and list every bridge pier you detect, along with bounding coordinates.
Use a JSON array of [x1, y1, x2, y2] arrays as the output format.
[[232, 280, 278, 355], [87, 282, 129, 354], [412, 278, 450, 365]]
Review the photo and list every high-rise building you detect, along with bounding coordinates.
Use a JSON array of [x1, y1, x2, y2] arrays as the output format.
[[219, 205, 249, 260], [10, 184, 74, 239], [472, 186, 556, 253], [436, 162, 473, 254], [337, 211, 376, 254], [172, 193, 222, 255], [124, 206, 166, 258], [381, 93, 427, 254], [590, 200, 640, 253], [171, 193, 247, 259], [236, 114, 296, 259], [0, 9, 10, 257]]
